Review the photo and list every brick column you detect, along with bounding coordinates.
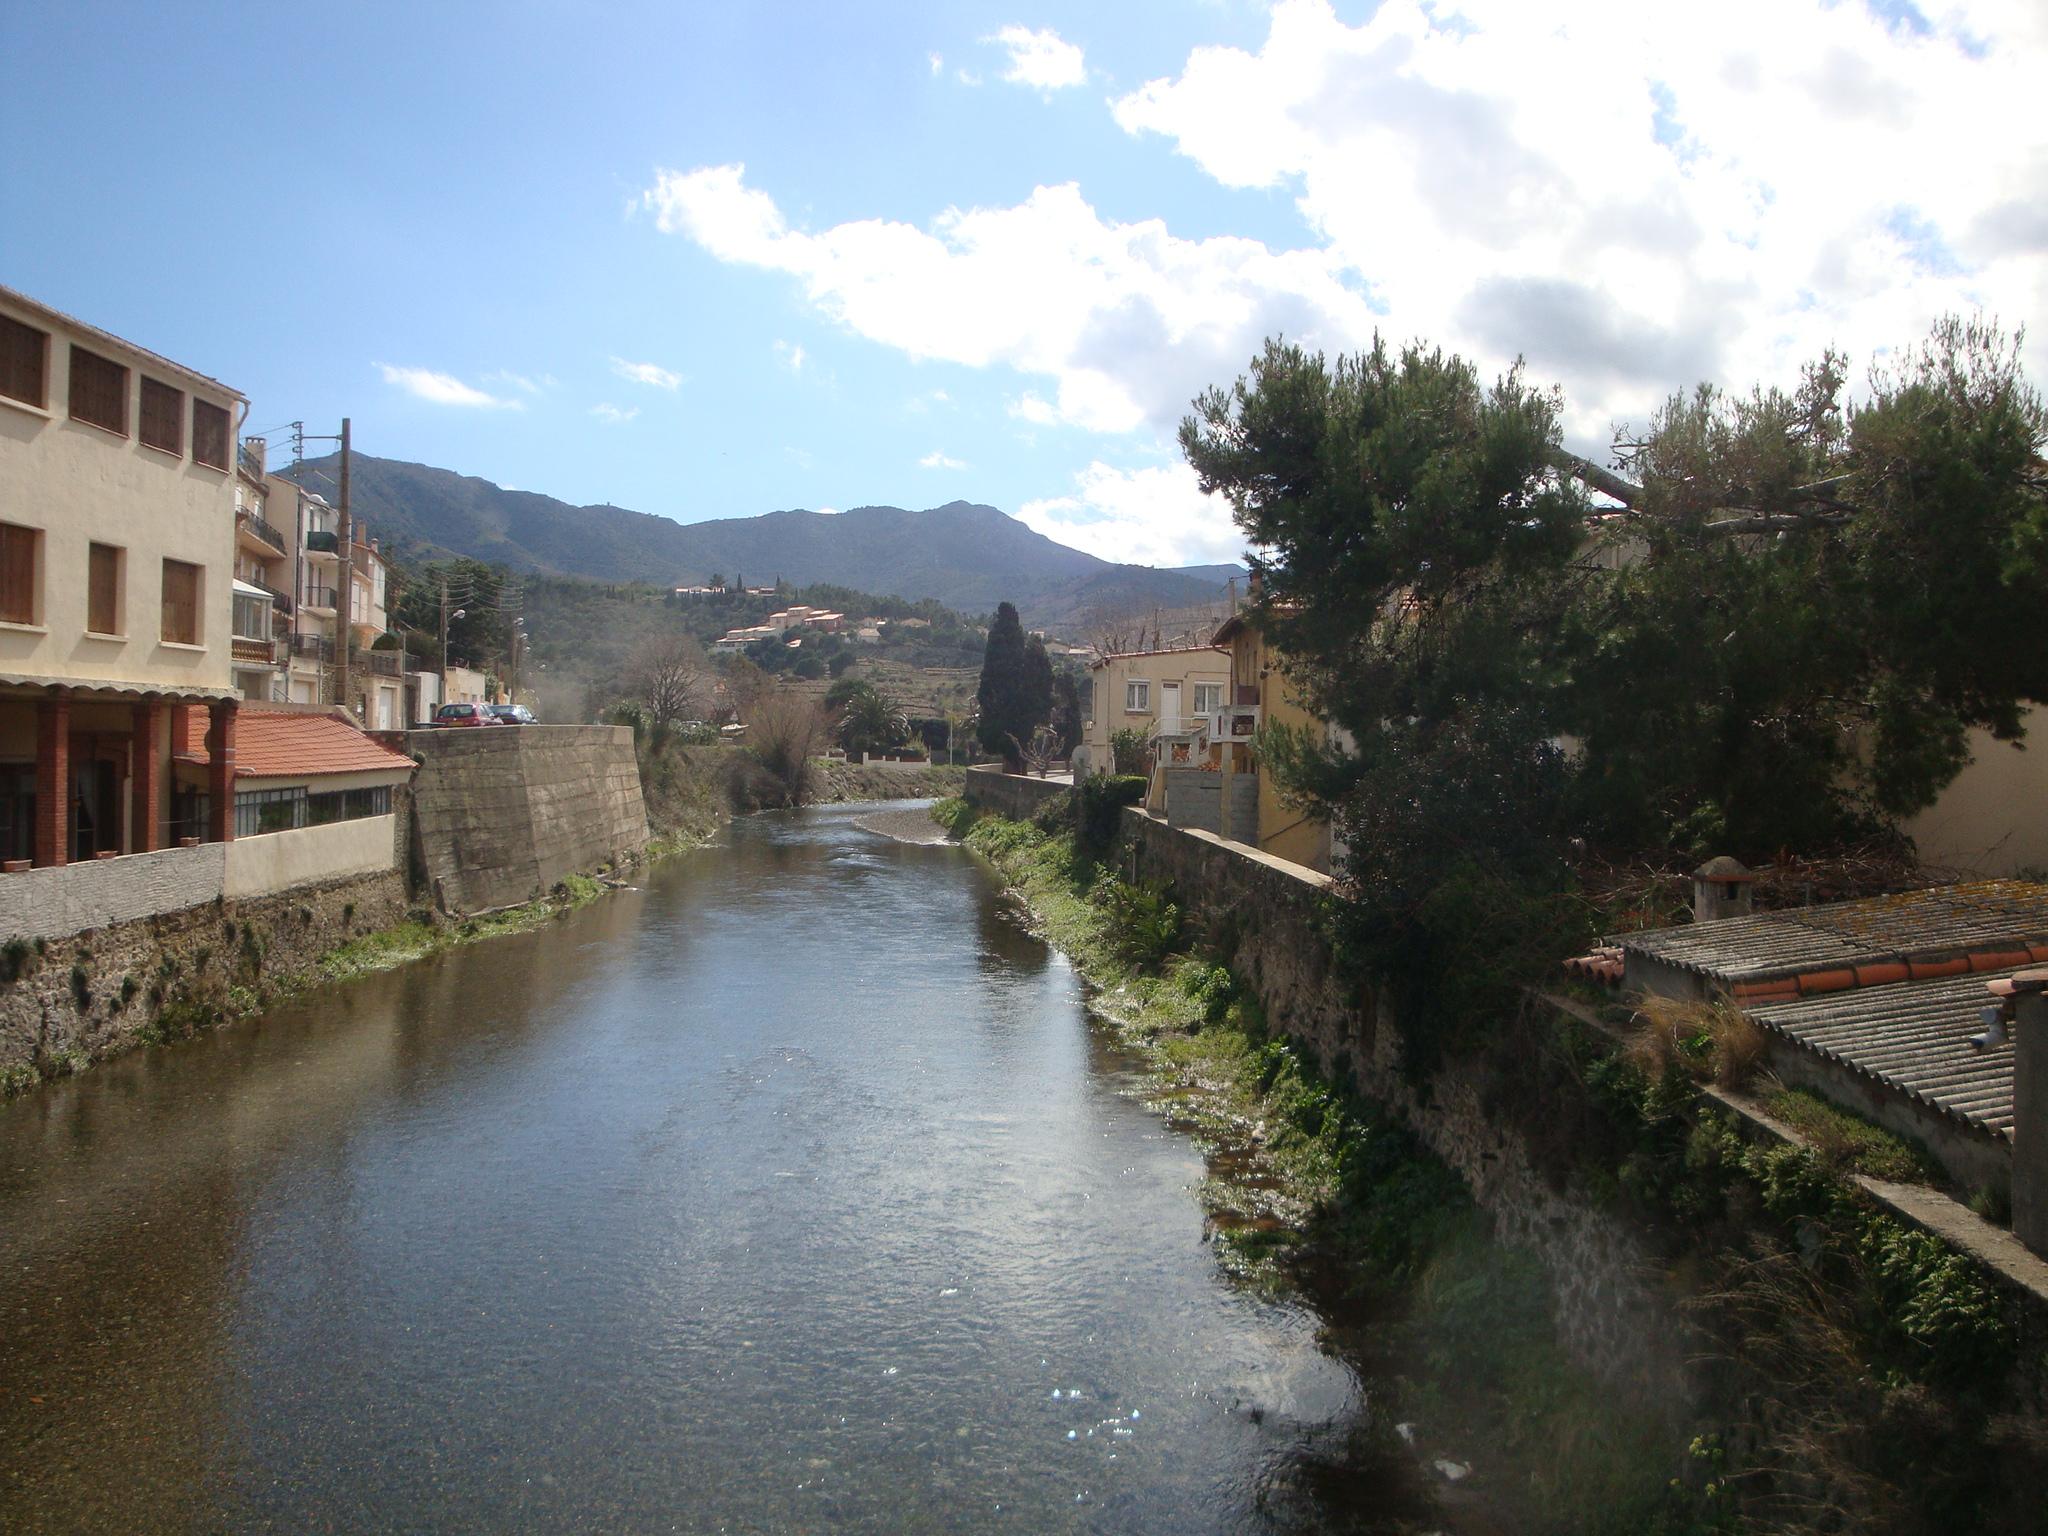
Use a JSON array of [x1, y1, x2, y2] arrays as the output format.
[[33, 690, 69, 867], [130, 699, 163, 854], [206, 699, 237, 844]]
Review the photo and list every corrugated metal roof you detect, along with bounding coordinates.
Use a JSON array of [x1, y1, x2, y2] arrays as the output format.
[[1748, 970, 2017, 1138], [1618, 880, 2048, 983]]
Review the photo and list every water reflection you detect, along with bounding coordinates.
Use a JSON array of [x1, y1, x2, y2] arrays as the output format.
[[0, 804, 1398, 1533]]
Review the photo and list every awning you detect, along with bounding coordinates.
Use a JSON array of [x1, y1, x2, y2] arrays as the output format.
[[232, 578, 272, 599], [0, 672, 242, 704]]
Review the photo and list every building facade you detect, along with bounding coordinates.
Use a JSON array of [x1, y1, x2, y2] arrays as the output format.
[[1073, 645, 1230, 778], [0, 285, 244, 864]]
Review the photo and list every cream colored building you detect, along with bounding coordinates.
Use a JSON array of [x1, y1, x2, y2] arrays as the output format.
[[0, 284, 244, 863], [231, 437, 290, 702], [1074, 645, 1230, 779]]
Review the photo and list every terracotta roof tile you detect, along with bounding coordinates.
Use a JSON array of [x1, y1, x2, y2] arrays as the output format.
[[175, 709, 414, 780]]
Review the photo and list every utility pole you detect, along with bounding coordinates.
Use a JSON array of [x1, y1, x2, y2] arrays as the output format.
[[336, 418, 353, 718]]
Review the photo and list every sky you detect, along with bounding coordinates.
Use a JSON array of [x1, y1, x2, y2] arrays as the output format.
[[5, 0, 2043, 570]]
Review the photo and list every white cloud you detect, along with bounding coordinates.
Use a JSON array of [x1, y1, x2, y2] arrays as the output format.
[[990, 25, 1086, 90], [610, 355, 682, 390], [1009, 392, 1057, 425], [920, 449, 968, 470], [483, 370, 549, 396], [590, 402, 639, 424], [774, 339, 806, 373], [1021, 460, 1242, 568], [955, 67, 983, 86], [1112, 0, 2048, 443], [816, 505, 842, 515], [643, 165, 1378, 435], [376, 364, 522, 409], [928, 51, 944, 76]]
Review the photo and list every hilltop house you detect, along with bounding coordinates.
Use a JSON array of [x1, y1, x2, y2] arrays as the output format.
[[0, 284, 244, 862]]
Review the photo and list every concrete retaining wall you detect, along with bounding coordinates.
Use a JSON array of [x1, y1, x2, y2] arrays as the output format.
[[408, 725, 649, 914], [963, 765, 1070, 822]]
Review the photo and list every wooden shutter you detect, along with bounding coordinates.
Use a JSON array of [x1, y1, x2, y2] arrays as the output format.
[[88, 543, 119, 634], [0, 524, 36, 624], [68, 346, 127, 434], [160, 559, 199, 645], [139, 377, 184, 454], [0, 315, 46, 408], [191, 400, 229, 469]]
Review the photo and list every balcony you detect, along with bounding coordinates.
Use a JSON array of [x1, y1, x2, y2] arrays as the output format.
[[358, 649, 404, 678], [236, 510, 287, 557], [231, 634, 283, 666], [303, 530, 339, 561], [301, 585, 339, 613], [291, 634, 335, 663]]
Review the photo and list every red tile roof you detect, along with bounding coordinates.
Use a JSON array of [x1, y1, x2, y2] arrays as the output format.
[[173, 708, 415, 780]]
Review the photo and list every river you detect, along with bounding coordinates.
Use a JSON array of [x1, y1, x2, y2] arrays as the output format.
[[0, 804, 1404, 1533]]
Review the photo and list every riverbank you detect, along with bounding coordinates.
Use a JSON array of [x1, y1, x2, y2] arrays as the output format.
[[935, 798, 1693, 1534]]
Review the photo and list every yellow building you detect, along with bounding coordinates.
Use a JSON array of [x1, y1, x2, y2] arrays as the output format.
[[1210, 611, 1335, 873], [0, 285, 244, 863], [1075, 645, 1229, 778]]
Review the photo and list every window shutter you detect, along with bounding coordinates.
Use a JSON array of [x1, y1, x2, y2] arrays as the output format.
[[68, 347, 127, 434], [0, 315, 46, 408], [139, 378, 184, 454], [160, 559, 199, 645], [0, 524, 36, 625], [88, 543, 119, 634], [191, 400, 229, 469]]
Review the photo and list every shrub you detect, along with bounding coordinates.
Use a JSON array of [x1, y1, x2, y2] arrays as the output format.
[[1091, 873, 1181, 970], [1109, 727, 1150, 776], [1077, 773, 1146, 852], [929, 797, 979, 838]]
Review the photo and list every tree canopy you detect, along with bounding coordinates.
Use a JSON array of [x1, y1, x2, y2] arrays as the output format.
[[976, 601, 1050, 765]]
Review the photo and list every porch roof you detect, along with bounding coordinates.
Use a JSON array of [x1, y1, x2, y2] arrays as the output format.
[[0, 673, 241, 704]]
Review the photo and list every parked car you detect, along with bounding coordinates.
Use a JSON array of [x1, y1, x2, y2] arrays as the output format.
[[433, 702, 500, 727], [488, 704, 538, 725]]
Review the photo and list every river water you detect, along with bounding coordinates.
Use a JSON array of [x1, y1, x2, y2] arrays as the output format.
[[0, 804, 1399, 1533]]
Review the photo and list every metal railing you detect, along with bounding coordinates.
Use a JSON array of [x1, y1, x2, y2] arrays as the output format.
[[303, 530, 339, 556], [291, 633, 335, 662], [300, 585, 339, 611], [238, 510, 287, 553]]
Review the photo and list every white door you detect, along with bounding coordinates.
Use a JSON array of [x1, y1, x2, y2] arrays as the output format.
[[1159, 681, 1181, 734]]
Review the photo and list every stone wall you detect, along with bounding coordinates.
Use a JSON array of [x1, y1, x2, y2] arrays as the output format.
[[0, 867, 408, 1089], [0, 843, 229, 941], [408, 725, 649, 914], [1116, 805, 1682, 1391], [962, 765, 1071, 822]]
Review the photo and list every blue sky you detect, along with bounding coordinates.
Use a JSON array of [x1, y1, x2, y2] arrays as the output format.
[[6, 1, 2041, 568]]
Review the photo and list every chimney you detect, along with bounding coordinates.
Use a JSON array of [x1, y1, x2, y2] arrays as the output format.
[[1692, 856, 1755, 924]]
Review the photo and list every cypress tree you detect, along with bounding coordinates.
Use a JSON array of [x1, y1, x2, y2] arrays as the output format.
[[976, 601, 1033, 765]]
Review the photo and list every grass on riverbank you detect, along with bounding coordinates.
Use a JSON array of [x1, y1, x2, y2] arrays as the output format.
[[317, 872, 608, 984], [937, 798, 1702, 1535]]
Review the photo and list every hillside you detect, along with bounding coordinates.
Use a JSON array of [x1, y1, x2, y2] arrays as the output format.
[[282, 453, 1234, 630]]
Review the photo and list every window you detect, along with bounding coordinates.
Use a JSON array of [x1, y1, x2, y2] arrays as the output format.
[[0, 314, 47, 408], [191, 399, 229, 469], [307, 784, 391, 825], [234, 786, 305, 839], [1124, 679, 1151, 712], [0, 522, 39, 625], [231, 590, 270, 641], [1193, 682, 1224, 716], [87, 543, 121, 635], [161, 559, 200, 645], [139, 377, 184, 454], [68, 346, 127, 434]]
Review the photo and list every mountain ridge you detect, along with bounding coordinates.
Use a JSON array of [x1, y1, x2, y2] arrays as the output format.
[[282, 453, 1240, 628]]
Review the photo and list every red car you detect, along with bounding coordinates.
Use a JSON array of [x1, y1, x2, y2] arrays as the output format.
[[433, 703, 501, 727]]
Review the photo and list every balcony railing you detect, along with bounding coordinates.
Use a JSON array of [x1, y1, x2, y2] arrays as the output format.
[[231, 635, 283, 666], [238, 440, 267, 480], [358, 649, 404, 677], [301, 585, 339, 612], [237, 510, 287, 554], [303, 530, 339, 557], [292, 634, 335, 663]]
